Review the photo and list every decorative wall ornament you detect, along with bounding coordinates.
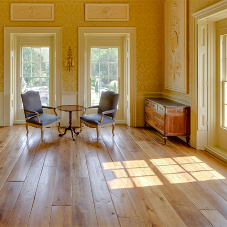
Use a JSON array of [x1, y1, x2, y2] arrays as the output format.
[[10, 3, 54, 21], [85, 3, 129, 21], [165, 0, 188, 93]]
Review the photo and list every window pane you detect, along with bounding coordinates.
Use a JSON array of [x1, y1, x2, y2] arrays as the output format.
[[100, 63, 108, 77], [91, 48, 99, 62], [41, 47, 49, 62], [32, 63, 41, 77], [224, 105, 227, 127], [109, 63, 118, 77], [109, 79, 118, 93], [22, 77, 49, 106], [100, 49, 108, 62], [41, 63, 49, 77], [32, 48, 41, 62], [91, 63, 99, 77], [22, 63, 31, 77], [109, 48, 118, 62], [100, 78, 109, 91], [91, 78, 100, 106], [22, 47, 31, 62]]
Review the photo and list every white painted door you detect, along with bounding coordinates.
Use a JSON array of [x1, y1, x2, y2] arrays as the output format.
[[15, 35, 54, 123], [86, 36, 126, 123]]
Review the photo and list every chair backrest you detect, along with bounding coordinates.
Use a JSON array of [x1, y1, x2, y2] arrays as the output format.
[[21, 90, 43, 118], [98, 91, 119, 118]]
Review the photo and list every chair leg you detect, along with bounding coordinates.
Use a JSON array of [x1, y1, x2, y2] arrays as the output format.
[[96, 126, 99, 141], [112, 123, 115, 136], [41, 128, 44, 141], [57, 122, 61, 133], [25, 123, 29, 136], [80, 120, 83, 133]]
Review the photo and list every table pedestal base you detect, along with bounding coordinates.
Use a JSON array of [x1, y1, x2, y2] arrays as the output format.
[[59, 126, 79, 141], [59, 111, 79, 141]]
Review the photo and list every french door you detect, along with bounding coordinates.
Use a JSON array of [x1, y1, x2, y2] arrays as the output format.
[[15, 36, 54, 122], [86, 36, 126, 122]]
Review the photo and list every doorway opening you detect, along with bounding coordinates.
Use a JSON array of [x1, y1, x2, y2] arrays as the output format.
[[78, 27, 136, 126], [4, 27, 62, 126]]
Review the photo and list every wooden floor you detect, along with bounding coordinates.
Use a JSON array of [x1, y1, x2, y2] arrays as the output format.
[[1, 125, 227, 226]]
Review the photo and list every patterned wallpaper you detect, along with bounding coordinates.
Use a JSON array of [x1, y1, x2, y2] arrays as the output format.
[[0, 0, 165, 93]]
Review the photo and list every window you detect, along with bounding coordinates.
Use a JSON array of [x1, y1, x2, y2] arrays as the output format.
[[223, 81, 227, 128], [21, 47, 50, 106], [90, 48, 119, 106]]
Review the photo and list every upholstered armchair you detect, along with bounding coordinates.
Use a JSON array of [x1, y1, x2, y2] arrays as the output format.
[[21, 90, 61, 140], [80, 91, 119, 140]]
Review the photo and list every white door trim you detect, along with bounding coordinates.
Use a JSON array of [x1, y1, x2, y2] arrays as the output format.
[[4, 27, 62, 126], [192, 0, 227, 150], [78, 27, 137, 127]]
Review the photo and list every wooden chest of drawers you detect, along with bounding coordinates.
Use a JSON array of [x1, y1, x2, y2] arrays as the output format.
[[144, 98, 190, 144]]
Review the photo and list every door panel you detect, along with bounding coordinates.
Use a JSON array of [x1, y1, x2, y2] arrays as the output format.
[[86, 36, 125, 122], [15, 36, 53, 123]]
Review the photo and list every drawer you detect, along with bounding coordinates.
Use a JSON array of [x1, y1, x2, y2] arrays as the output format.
[[145, 105, 165, 121], [145, 99, 157, 110], [145, 113, 164, 134], [166, 107, 189, 114]]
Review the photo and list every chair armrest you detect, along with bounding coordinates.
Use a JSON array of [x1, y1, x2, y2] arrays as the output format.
[[42, 105, 58, 116], [88, 105, 99, 109], [100, 109, 116, 123], [24, 109, 41, 123]]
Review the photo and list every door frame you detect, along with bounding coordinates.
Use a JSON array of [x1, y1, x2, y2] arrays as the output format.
[[78, 27, 137, 127], [192, 1, 227, 156], [4, 27, 62, 126]]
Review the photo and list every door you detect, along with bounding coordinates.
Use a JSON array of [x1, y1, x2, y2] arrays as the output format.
[[15, 35, 54, 123], [86, 36, 126, 123]]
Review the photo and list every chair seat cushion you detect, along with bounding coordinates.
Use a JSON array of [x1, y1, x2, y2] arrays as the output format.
[[80, 114, 114, 126], [27, 114, 61, 126]]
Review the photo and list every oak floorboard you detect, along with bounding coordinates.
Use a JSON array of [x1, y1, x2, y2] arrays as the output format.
[[86, 154, 119, 227], [100, 129, 166, 226], [72, 177, 98, 227], [90, 130, 138, 219], [71, 134, 88, 178], [71, 132, 97, 226], [200, 210, 227, 227], [2, 125, 227, 226], [6, 130, 51, 227], [6, 166, 44, 227], [142, 128, 227, 202], [27, 167, 57, 227], [83, 130, 120, 227], [0, 182, 23, 227], [50, 206, 72, 227], [116, 126, 213, 227], [107, 131, 187, 227], [118, 217, 142, 227], [52, 137, 71, 206], [44, 127, 60, 167]]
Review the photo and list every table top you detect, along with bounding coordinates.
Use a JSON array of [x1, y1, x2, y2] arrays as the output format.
[[57, 105, 86, 112]]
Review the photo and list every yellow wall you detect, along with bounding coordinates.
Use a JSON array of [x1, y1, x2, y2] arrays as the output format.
[[0, 0, 164, 93]]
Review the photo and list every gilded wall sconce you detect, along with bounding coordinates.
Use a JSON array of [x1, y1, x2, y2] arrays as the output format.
[[65, 46, 74, 72]]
